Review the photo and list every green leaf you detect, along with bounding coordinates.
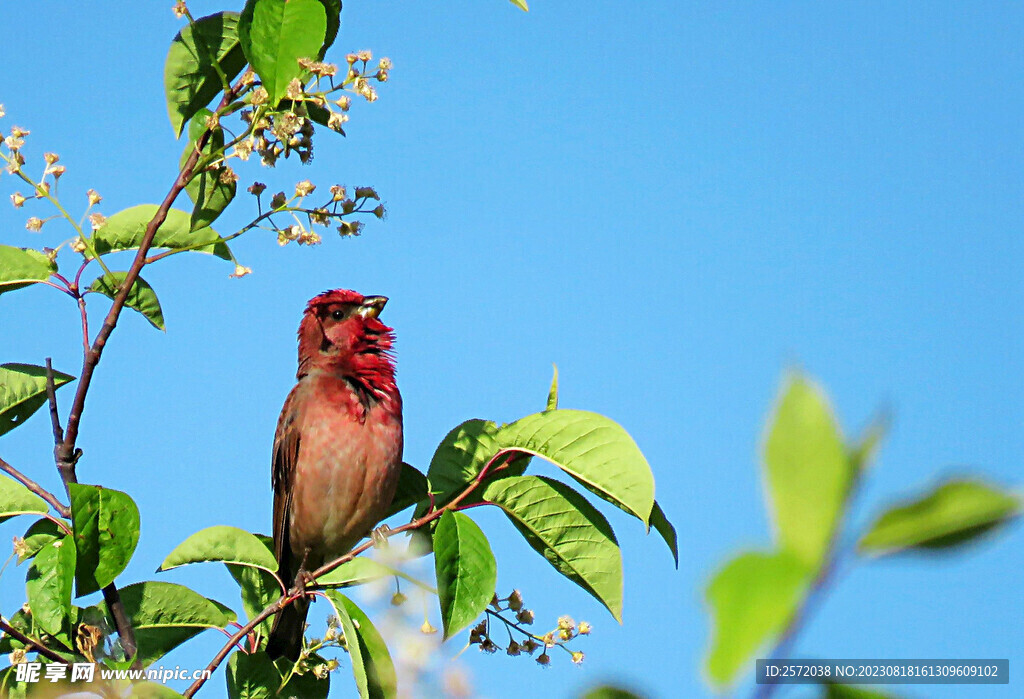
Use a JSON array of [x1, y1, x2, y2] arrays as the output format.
[[510, 0, 530, 11], [384, 462, 429, 519], [434, 511, 497, 640], [650, 501, 678, 568], [425, 419, 504, 505], [69, 483, 141, 596], [159, 525, 279, 573], [0, 608, 31, 653], [324, 591, 397, 699], [18, 518, 62, 562], [546, 364, 558, 411], [239, 0, 328, 106], [0, 476, 48, 524], [92, 205, 231, 260], [165, 12, 247, 136], [0, 245, 56, 295], [89, 272, 165, 331], [227, 563, 281, 642], [859, 479, 1022, 555], [181, 109, 236, 230], [495, 409, 656, 526], [705, 550, 811, 686], [26, 537, 76, 636], [226, 650, 283, 699], [0, 363, 74, 438], [107, 581, 236, 667], [483, 475, 623, 622], [318, 0, 342, 57], [764, 372, 849, 568], [318, 558, 393, 587]]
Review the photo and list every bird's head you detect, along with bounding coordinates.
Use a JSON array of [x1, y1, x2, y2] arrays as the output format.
[[297, 289, 396, 380]]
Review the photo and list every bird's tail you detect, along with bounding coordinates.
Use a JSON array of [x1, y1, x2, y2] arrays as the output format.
[[266, 596, 309, 661]]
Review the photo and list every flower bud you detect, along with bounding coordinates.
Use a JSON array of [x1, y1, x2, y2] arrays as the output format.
[[10, 192, 26, 208], [87, 189, 102, 205], [577, 621, 591, 635], [330, 185, 347, 201], [571, 651, 585, 665], [390, 592, 407, 607], [536, 652, 550, 666], [515, 609, 534, 625], [270, 191, 287, 210], [230, 264, 253, 278], [420, 620, 437, 635], [295, 180, 316, 197], [248, 182, 266, 196], [354, 186, 379, 200], [88, 213, 107, 231]]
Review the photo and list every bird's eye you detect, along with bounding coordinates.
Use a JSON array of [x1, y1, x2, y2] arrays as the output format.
[[331, 309, 346, 321]]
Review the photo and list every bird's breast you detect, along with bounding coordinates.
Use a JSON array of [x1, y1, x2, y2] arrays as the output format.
[[288, 374, 403, 562]]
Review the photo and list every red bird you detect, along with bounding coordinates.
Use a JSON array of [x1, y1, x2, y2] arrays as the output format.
[[266, 289, 403, 661]]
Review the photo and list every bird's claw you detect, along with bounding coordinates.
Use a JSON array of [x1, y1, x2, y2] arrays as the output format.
[[371, 524, 392, 549], [294, 569, 317, 598]]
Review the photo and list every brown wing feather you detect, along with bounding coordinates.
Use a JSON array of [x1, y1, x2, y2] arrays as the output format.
[[272, 385, 303, 580]]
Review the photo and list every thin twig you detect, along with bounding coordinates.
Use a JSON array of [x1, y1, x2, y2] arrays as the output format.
[[0, 617, 67, 663], [0, 456, 70, 519]]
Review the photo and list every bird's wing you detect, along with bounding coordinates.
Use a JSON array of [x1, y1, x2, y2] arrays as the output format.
[[272, 384, 303, 577]]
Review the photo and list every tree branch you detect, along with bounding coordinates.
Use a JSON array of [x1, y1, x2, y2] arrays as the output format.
[[186, 459, 501, 696], [0, 617, 68, 664], [0, 456, 70, 519], [42, 83, 243, 673]]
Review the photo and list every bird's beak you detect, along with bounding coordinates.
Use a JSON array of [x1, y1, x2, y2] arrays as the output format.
[[358, 296, 388, 319]]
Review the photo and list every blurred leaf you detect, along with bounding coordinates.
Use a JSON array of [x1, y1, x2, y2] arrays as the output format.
[[129, 682, 187, 698], [227, 650, 283, 698], [859, 479, 1021, 555], [19, 518, 62, 562], [705, 550, 810, 686], [484, 475, 623, 622], [546, 364, 558, 411], [384, 462, 428, 519], [164, 11, 246, 136], [580, 687, 644, 699], [92, 205, 230, 260], [89, 272, 165, 330], [650, 501, 678, 568], [159, 525, 279, 573], [824, 685, 897, 698], [764, 372, 849, 568], [0, 363, 74, 438], [434, 511, 497, 640], [324, 591, 398, 699], [26, 537, 76, 636], [510, 0, 529, 11], [0, 476, 48, 524], [69, 483, 141, 596], [0, 245, 56, 295], [238, 0, 327, 105], [318, 557, 434, 594], [181, 109, 236, 230], [495, 409, 655, 526], [848, 412, 889, 480], [107, 581, 236, 667]]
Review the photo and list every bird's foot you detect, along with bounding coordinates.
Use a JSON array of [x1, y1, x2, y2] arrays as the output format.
[[294, 569, 317, 598], [371, 524, 392, 549]]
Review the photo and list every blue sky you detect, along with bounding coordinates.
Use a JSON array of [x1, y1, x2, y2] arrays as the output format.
[[1, 1, 1021, 697]]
